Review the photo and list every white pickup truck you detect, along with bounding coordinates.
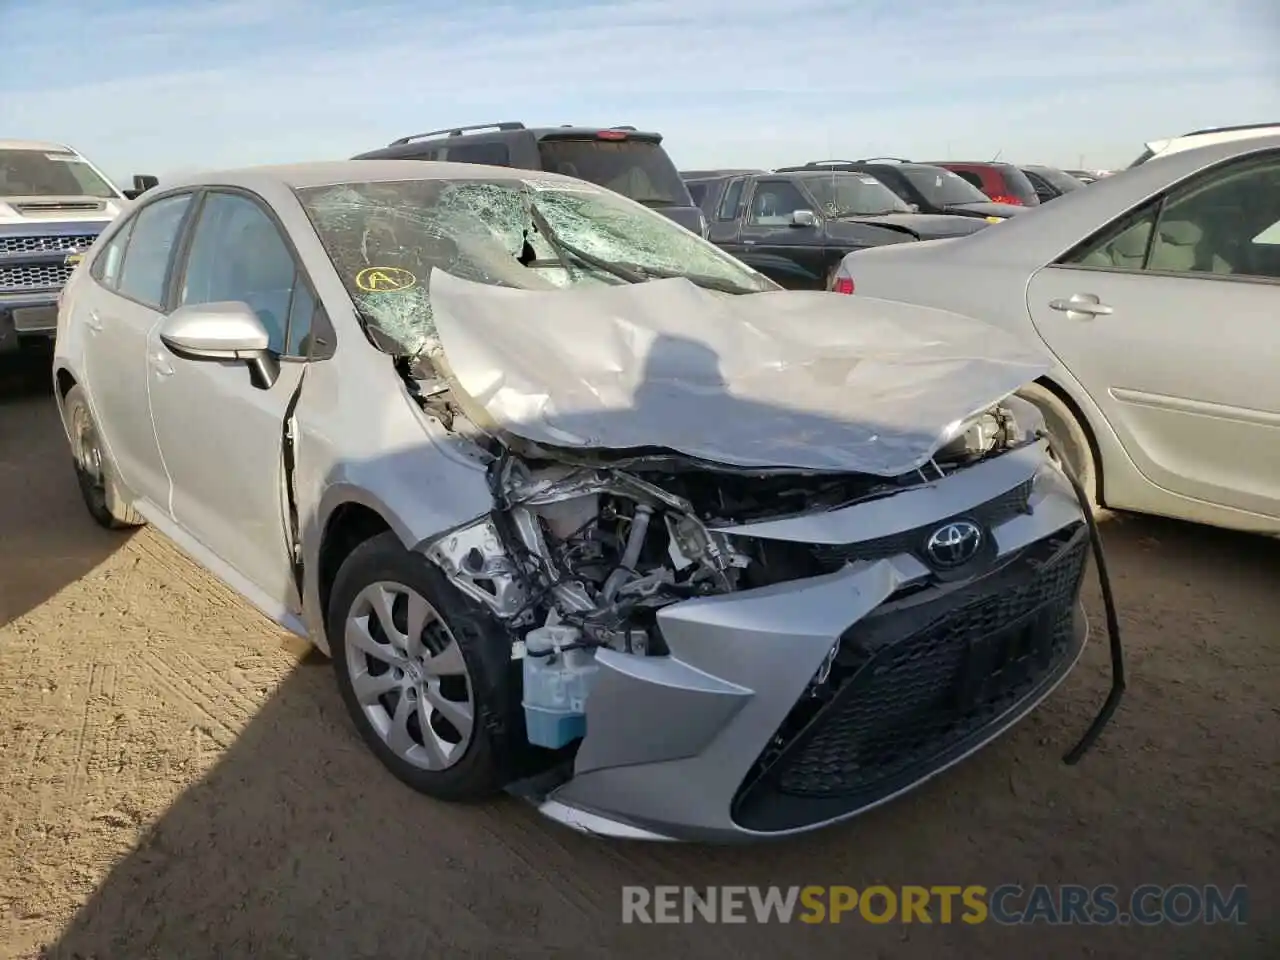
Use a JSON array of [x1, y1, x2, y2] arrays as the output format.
[[1, 140, 157, 357]]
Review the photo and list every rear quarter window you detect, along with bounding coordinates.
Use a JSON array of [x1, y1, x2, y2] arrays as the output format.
[[442, 142, 512, 166], [536, 138, 691, 207]]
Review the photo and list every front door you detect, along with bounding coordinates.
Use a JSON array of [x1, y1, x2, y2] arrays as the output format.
[[80, 192, 194, 507], [148, 190, 318, 610], [736, 179, 827, 288], [1026, 151, 1280, 519]]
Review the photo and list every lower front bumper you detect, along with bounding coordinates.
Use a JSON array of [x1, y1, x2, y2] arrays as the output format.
[[538, 448, 1091, 842], [0, 296, 58, 354]]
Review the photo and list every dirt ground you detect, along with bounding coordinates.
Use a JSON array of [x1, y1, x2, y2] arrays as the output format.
[[0, 352, 1275, 960]]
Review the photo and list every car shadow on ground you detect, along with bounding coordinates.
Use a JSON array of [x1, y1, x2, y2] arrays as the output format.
[[38, 334, 1278, 959], [0, 350, 133, 629]]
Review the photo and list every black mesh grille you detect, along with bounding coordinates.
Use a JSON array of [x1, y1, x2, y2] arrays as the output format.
[[733, 522, 1088, 832]]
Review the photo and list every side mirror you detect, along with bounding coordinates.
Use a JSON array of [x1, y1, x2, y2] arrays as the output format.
[[133, 174, 159, 193], [159, 302, 279, 389], [790, 209, 817, 228], [907, 203, 920, 213]]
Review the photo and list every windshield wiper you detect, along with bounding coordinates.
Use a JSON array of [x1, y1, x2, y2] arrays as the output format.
[[528, 202, 645, 284], [624, 262, 760, 295]]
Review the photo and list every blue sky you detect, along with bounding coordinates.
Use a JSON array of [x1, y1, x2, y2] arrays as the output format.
[[1, 0, 1276, 185]]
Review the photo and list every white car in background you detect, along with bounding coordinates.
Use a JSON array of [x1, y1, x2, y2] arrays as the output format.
[[1128, 122, 1280, 168], [831, 135, 1280, 536]]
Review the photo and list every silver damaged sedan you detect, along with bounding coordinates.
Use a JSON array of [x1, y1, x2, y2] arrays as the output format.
[[52, 160, 1120, 842]]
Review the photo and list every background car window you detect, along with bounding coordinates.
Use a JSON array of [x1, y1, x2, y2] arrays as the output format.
[[685, 182, 708, 207], [535, 139, 689, 206], [443, 142, 512, 166], [115, 194, 193, 307], [1066, 203, 1159, 270], [179, 192, 298, 354], [717, 178, 745, 220], [91, 219, 135, 289], [951, 170, 984, 190], [1147, 157, 1280, 278], [747, 182, 811, 225]]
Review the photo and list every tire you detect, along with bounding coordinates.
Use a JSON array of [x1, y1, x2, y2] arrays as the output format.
[[1016, 382, 1100, 510], [62, 384, 146, 529], [327, 531, 523, 801]]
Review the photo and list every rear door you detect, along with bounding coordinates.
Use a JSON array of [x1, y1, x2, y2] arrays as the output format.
[[1026, 150, 1280, 518], [79, 191, 195, 507], [735, 178, 827, 287]]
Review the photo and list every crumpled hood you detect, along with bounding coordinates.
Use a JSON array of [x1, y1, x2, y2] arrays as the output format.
[[427, 269, 1051, 476]]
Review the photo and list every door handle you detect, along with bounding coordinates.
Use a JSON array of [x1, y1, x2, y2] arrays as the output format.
[[85, 311, 104, 332], [1049, 294, 1113, 317], [149, 351, 174, 377]]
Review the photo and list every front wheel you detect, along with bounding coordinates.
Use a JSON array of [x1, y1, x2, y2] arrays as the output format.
[[1016, 382, 1100, 511], [327, 532, 523, 800], [62, 384, 145, 529]]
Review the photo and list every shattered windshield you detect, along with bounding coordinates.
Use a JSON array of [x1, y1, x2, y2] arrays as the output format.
[[295, 176, 775, 355], [802, 173, 913, 216]]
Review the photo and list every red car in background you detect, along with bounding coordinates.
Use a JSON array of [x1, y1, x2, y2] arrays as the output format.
[[922, 160, 1042, 207]]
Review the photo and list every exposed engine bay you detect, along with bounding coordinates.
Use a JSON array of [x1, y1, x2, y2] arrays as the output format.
[[412, 359, 1033, 750]]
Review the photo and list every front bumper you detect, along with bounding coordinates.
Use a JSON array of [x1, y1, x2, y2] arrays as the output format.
[[0, 295, 58, 353], [539, 441, 1090, 842]]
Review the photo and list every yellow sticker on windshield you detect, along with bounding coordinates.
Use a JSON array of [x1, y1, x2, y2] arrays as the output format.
[[64, 252, 83, 265], [355, 266, 417, 292]]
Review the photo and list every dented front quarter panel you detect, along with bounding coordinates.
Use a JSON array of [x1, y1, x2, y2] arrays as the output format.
[[291, 338, 493, 653]]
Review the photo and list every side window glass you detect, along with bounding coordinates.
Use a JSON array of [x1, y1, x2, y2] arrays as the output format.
[[747, 181, 811, 226], [285, 272, 317, 357], [443, 142, 511, 165], [91, 218, 134, 290], [686, 182, 707, 207], [1062, 202, 1158, 270], [953, 170, 984, 190], [1148, 157, 1280, 278], [179, 192, 297, 354], [115, 194, 193, 307], [718, 178, 745, 221]]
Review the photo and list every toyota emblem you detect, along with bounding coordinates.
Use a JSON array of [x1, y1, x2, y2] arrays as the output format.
[[924, 520, 983, 568]]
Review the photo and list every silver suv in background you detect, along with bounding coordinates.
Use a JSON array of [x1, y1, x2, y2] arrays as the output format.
[[0, 140, 156, 359]]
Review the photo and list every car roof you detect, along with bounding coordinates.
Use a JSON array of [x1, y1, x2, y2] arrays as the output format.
[[680, 168, 765, 179], [0, 138, 76, 152], [158, 159, 585, 192], [924, 160, 1019, 169]]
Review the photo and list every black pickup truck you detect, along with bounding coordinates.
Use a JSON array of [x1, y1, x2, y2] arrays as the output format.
[[681, 169, 989, 289]]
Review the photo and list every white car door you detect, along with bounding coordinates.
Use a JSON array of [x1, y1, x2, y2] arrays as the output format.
[[147, 189, 319, 614], [1026, 150, 1280, 519], [79, 192, 194, 507]]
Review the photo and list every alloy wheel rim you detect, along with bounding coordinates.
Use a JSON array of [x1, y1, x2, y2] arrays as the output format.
[[72, 405, 106, 502], [344, 581, 475, 770]]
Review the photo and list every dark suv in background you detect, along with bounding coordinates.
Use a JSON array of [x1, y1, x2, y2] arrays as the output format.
[[353, 122, 705, 235], [774, 160, 1026, 220], [1019, 164, 1086, 202]]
